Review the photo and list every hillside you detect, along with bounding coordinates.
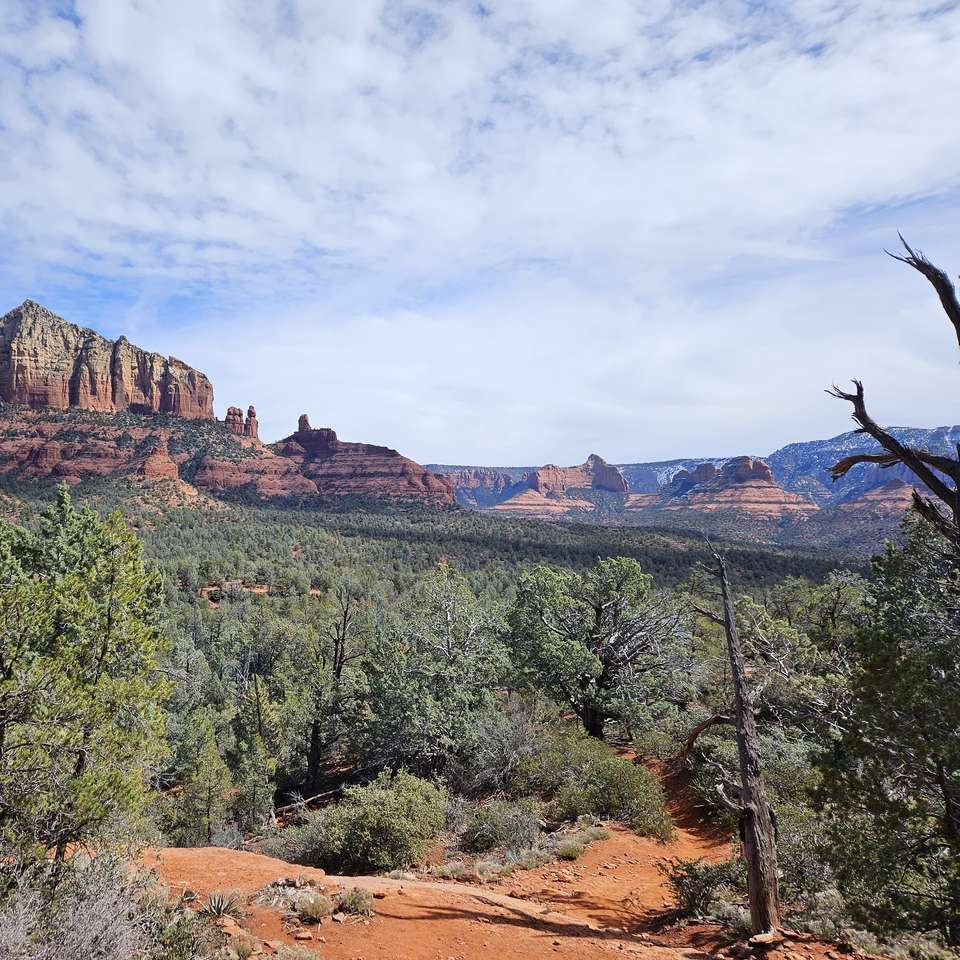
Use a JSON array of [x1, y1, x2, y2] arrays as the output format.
[[0, 301, 452, 508]]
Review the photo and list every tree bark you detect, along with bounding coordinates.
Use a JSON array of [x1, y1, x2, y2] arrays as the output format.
[[580, 703, 606, 739], [716, 554, 781, 935]]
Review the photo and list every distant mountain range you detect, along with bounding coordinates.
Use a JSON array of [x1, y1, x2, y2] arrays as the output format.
[[426, 427, 960, 551]]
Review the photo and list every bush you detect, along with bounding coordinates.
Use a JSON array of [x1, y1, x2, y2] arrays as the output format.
[[264, 770, 446, 873], [295, 892, 332, 922], [510, 727, 607, 797], [0, 854, 216, 960], [461, 799, 543, 854], [553, 837, 585, 861], [334, 887, 375, 916], [551, 756, 673, 838], [659, 857, 745, 918]]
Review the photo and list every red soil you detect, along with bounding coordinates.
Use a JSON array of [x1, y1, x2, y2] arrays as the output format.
[[144, 769, 871, 960]]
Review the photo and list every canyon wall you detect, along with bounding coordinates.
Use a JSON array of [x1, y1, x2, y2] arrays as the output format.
[[0, 300, 215, 419]]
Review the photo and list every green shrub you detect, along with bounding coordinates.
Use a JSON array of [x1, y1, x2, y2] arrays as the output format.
[[264, 770, 446, 873], [551, 756, 673, 838], [510, 727, 608, 797], [553, 837, 585, 860], [335, 887, 375, 916], [461, 799, 543, 853], [295, 891, 332, 922], [659, 857, 745, 918]]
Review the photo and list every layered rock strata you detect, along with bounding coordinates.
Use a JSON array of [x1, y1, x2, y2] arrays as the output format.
[[0, 301, 214, 418]]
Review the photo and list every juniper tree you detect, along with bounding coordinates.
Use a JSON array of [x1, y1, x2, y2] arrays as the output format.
[[509, 557, 687, 739]]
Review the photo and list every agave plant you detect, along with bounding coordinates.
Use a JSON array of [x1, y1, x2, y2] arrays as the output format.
[[201, 889, 244, 918]]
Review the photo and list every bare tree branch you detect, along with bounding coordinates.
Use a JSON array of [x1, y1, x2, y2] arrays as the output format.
[[886, 233, 960, 349], [677, 712, 733, 766]]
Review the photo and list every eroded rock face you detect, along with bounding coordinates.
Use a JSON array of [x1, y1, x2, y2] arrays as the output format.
[[484, 454, 628, 518], [525, 454, 628, 496], [276, 416, 455, 506], [839, 478, 915, 513], [662, 456, 817, 517], [223, 404, 259, 439], [0, 406, 318, 498], [0, 301, 214, 418], [225, 406, 245, 434], [245, 406, 258, 439]]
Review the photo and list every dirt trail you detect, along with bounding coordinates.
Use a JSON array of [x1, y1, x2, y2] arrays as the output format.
[[146, 769, 845, 960]]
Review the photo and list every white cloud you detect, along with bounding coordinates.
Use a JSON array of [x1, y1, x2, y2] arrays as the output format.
[[1, 0, 959, 464]]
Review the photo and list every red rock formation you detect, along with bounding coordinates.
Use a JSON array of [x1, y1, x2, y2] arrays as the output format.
[[192, 453, 316, 497], [839, 478, 915, 513], [487, 454, 627, 518], [492, 487, 596, 517], [244, 406, 258, 439], [0, 306, 454, 509], [446, 468, 516, 495], [225, 406, 245, 435], [275, 416, 455, 506], [662, 456, 818, 517], [0, 407, 316, 498], [133, 435, 179, 481], [0, 300, 214, 418], [525, 454, 628, 496]]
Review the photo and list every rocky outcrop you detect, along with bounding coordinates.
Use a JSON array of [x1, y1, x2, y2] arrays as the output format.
[[661, 456, 818, 517], [225, 406, 245, 434], [133, 435, 179, 481], [440, 467, 520, 508], [0, 300, 214, 418], [276, 417, 455, 506], [0, 406, 317, 498], [192, 452, 316, 497], [245, 406, 258, 439], [224, 404, 259, 439], [526, 454, 628, 496], [482, 454, 627, 518], [839, 478, 916, 514]]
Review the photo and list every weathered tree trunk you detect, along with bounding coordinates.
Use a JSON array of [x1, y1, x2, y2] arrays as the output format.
[[580, 703, 606, 739], [306, 716, 322, 787], [717, 555, 781, 935]]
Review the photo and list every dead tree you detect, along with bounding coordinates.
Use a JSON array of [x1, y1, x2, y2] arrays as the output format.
[[695, 553, 781, 934], [828, 236, 960, 549]]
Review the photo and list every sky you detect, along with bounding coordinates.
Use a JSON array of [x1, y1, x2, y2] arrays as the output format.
[[2, 1, 960, 466]]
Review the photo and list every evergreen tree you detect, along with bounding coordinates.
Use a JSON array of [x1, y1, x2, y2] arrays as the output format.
[[826, 520, 960, 945], [0, 486, 168, 868], [233, 733, 276, 834], [509, 557, 687, 738], [176, 708, 233, 845]]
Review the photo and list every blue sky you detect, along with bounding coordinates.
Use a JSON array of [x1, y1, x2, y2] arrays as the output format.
[[2, 0, 959, 464]]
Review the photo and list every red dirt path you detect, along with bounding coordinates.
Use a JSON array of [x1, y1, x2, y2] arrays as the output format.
[[144, 770, 863, 960]]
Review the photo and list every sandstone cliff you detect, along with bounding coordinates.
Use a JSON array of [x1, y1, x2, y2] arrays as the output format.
[[660, 456, 818, 517], [275, 416, 455, 506], [526, 454, 628, 496], [0, 406, 314, 498], [0, 301, 215, 418], [485, 454, 627, 518]]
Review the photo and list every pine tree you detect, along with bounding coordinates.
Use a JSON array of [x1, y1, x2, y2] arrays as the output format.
[[177, 709, 233, 846], [0, 486, 168, 869]]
